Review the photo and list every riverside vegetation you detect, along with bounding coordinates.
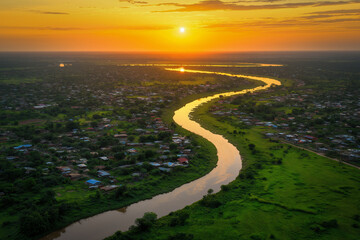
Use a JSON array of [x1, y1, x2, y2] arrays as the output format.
[[107, 91, 360, 240]]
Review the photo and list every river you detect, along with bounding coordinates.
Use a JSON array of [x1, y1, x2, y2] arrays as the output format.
[[41, 68, 281, 240]]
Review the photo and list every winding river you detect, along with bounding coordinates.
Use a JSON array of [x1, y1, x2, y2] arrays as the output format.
[[41, 68, 281, 240]]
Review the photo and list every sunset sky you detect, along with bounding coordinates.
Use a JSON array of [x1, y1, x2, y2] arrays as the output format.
[[1, 0, 360, 52]]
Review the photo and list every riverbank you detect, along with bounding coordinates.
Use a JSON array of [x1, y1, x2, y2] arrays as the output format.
[[108, 98, 360, 240], [33, 81, 263, 240], [37, 71, 267, 240]]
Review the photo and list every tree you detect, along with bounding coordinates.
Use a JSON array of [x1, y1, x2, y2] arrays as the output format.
[[19, 178, 36, 192], [169, 212, 189, 226], [169, 143, 177, 151], [20, 211, 48, 236], [115, 185, 127, 198], [65, 121, 79, 131], [39, 190, 57, 204], [248, 143, 256, 151], [135, 212, 157, 231], [145, 149, 155, 158], [167, 233, 194, 240], [115, 152, 125, 160]]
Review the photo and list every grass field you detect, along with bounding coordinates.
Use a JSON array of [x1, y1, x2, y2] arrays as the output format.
[[111, 99, 360, 240]]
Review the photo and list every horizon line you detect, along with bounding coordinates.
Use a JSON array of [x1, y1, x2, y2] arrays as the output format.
[[1, 50, 360, 54]]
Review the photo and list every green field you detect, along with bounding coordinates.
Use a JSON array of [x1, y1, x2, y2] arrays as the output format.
[[109, 99, 360, 240]]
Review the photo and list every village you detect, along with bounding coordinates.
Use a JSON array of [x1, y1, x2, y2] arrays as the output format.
[[0, 69, 211, 193], [208, 83, 360, 166]]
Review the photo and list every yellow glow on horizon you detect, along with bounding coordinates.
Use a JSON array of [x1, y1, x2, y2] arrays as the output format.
[[0, 1, 359, 51], [180, 67, 185, 72]]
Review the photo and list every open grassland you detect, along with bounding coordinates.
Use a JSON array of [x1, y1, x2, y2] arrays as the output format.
[[111, 100, 360, 240]]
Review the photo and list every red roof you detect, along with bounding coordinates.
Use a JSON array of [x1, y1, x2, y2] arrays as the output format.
[[177, 157, 189, 164]]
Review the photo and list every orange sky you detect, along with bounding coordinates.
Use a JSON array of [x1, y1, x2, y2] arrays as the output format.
[[0, 0, 359, 51]]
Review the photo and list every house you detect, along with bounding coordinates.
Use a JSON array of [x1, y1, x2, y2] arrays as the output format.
[[100, 185, 120, 192], [183, 149, 192, 154], [94, 165, 106, 170], [13, 144, 32, 150], [304, 135, 318, 141], [127, 148, 138, 155], [149, 162, 161, 167], [159, 167, 171, 172], [98, 170, 111, 177], [85, 179, 102, 186], [132, 172, 141, 177], [177, 157, 189, 164], [163, 162, 176, 167], [114, 133, 128, 140], [99, 156, 108, 161], [56, 166, 71, 174], [67, 173, 83, 180], [24, 167, 36, 174], [77, 158, 88, 164]]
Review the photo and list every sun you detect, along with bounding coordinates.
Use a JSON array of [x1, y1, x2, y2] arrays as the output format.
[[179, 27, 185, 33], [179, 67, 185, 72]]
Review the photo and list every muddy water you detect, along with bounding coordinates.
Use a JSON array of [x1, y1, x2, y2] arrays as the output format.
[[41, 69, 281, 240]]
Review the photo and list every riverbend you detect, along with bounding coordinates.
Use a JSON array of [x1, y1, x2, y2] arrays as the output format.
[[41, 68, 281, 240]]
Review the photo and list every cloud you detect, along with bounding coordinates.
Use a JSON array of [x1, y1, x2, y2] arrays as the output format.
[[0, 25, 173, 31], [302, 8, 360, 19], [201, 15, 360, 30], [118, 0, 148, 4], [29, 10, 69, 15], [0, 26, 83, 31], [154, 0, 360, 12], [309, 8, 360, 14]]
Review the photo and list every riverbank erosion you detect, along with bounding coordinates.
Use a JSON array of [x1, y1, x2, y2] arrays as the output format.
[[40, 69, 281, 240]]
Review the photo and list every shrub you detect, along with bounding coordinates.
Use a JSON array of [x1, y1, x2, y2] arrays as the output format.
[[221, 184, 230, 191], [20, 211, 47, 236], [115, 185, 128, 199], [169, 212, 190, 227], [250, 234, 264, 240], [167, 233, 194, 240], [320, 219, 338, 228], [200, 195, 222, 208], [135, 212, 157, 231]]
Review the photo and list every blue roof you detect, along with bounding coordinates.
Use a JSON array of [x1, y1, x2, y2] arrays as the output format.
[[149, 162, 161, 167], [98, 170, 111, 177], [159, 167, 171, 172], [86, 179, 101, 185], [14, 144, 32, 150]]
